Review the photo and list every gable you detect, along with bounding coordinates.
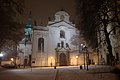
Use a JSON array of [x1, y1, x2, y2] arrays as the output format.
[[48, 21, 75, 29]]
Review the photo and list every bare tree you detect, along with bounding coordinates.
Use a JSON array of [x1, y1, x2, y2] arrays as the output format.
[[75, 0, 99, 48], [0, 0, 25, 50], [96, 0, 120, 65], [76, 0, 120, 65]]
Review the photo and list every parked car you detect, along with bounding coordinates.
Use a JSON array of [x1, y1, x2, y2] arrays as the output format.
[[1, 61, 16, 68], [2, 64, 16, 68]]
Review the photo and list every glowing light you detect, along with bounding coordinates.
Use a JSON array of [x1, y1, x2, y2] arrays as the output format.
[[0, 54, 3, 57], [81, 44, 83, 46], [76, 56, 78, 59], [51, 57, 53, 59], [11, 58, 14, 61]]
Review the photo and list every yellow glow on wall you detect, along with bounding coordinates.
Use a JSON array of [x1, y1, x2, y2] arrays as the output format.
[[76, 56, 78, 58], [48, 56, 55, 66], [70, 56, 78, 65]]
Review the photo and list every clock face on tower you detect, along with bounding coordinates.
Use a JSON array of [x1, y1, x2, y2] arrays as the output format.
[[60, 15, 65, 20]]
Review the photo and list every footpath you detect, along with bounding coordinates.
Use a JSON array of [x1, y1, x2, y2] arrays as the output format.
[[54, 65, 120, 80], [0, 65, 120, 80], [22, 65, 120, 80]]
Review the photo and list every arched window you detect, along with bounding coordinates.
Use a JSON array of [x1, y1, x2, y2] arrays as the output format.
[[60, 15, 65, 20], [38, 38, 44, 52], [61, 41, 64, 48], [60, 30, 65, 38]]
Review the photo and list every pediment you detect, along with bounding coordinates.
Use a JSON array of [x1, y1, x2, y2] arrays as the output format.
[[48, 21, 75, 29]]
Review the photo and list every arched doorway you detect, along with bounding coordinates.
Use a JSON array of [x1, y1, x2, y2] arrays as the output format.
[[59, 53, 67, 66]]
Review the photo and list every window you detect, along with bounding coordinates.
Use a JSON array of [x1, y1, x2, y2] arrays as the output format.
[[38, 38, 44, 52], [60, 15, 65, 20], [57, 43, 60, 47], [61, 41, 64, 48], [60, 30, 65, 38]]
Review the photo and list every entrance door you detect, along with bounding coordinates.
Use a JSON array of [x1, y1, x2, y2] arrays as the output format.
[[59, 53, 67, 66], [24, 59, 28, 66]]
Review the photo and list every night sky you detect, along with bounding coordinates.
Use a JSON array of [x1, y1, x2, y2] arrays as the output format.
[[25, 0, 78, 26]]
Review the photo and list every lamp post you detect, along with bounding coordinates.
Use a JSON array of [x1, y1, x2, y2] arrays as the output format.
[[11, 57, 17, 68], [50, 57, 53, 67], [81, 44, 89, 70], [76, 56, 78, 65], [84, 46, 89, 71], [81, 44, 86, 69]]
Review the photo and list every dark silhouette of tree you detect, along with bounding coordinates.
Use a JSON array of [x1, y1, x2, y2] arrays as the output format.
[[0, 0, 25, 50], [97, 0, 120, 65], [76, 0, 100, 48], [76, 0, 120, 65]]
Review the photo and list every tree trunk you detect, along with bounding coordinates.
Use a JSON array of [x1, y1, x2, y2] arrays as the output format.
[[103, 22, 114, 65]]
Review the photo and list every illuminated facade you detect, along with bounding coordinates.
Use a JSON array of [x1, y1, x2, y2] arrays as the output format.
[[17, 10, 94, 66]]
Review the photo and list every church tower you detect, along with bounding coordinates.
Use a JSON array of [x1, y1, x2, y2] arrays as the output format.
[[24, 12, 33, 42], [24, 12, 33, 66]]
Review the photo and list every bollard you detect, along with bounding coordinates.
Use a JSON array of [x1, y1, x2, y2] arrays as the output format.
[[80, 65, 82, 70], [54, 66, 56, 69]]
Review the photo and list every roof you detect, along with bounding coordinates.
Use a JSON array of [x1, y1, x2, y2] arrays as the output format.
[[33, 26, 49, 31], [48, 20, 75, 29]]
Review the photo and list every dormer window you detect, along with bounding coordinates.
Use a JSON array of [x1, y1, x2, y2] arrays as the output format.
[[60, 15, 65, 20], [60, 30, 65, 38], [55, 11, 70, 22]]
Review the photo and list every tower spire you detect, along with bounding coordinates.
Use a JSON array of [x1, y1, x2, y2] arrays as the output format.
[[26, 11, 33, 28]]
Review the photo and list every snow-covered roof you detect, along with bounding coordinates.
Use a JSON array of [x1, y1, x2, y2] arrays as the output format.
[[33, 26, 48, 31]]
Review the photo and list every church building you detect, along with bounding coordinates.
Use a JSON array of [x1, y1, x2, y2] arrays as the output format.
[[17, 10, 90, 67]]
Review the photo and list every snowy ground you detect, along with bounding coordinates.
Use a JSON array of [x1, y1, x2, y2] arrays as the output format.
[[0, 65, 120, 80]]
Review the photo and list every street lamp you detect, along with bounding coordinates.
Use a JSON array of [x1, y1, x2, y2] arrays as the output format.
[[81, 44, 89, 70], [81, 44, 83, 47], [11, 58, 14, 61], [84, 46, 89, 71], [50, 57, 53, 67], [81, 44, 86, 69]]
